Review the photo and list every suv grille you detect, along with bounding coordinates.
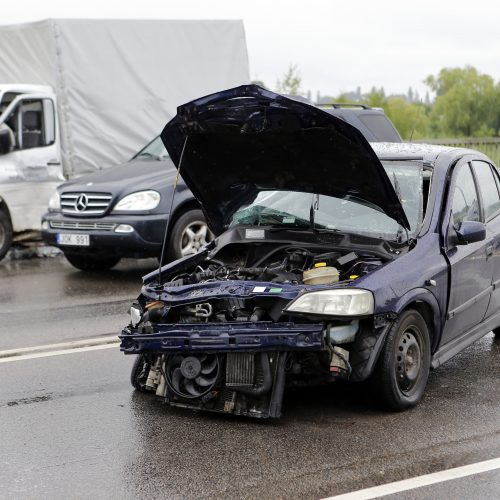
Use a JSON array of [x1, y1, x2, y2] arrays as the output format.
[[61, 192, 112, 215], [50, 221, 115, 231]]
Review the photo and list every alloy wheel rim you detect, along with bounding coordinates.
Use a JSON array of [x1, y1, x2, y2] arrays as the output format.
[[395, 327, 422, 394], [180, 221, 212, 256]]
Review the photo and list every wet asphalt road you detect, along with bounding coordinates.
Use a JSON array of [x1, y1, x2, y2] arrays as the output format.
[[0, 257, 499, 499]]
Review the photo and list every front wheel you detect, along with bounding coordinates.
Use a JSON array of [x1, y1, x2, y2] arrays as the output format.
[[64, 253, 121, 271], [373, 309, 431, 410], [131, 354, 151, 393], [0, 210, 13, 262], [167, 209, 213, 261]]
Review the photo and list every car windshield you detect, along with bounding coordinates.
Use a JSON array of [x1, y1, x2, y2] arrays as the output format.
[[230, 161, 425, 240], [133, 136, 170, 161]]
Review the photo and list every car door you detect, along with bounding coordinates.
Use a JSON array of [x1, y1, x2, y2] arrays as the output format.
[[4, 96, 62, 181], [472, 160, 500, 320], [441, 160, 494, 345]]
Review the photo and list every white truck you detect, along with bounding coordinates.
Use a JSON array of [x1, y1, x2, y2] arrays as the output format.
[[0, 19, 249, 259]]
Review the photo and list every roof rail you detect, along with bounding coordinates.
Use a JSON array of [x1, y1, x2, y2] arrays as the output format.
[[316, 103, 371, 109]]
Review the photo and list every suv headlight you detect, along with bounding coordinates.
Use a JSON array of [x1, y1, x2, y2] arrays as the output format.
[[285, 289, 374, 316], [48, 190, 60, 211], [114, 190, 160, 211]]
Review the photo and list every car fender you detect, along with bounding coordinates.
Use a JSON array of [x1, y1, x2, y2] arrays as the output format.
[[392, 287, 443, 351]]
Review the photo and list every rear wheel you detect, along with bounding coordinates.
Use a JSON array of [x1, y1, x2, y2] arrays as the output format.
[[373, 309, 431, 410], [0, 210, 13, 262], [167, 209, 213, 261], [64, 253, 121, 271]]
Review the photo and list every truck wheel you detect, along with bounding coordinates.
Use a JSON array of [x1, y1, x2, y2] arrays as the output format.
[[64, 253, 121, 271], [373, 309, 431, 410], [167, 209, 213, 261], [0, 210, 13, 262]]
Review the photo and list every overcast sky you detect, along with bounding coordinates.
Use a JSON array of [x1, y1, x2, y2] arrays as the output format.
[[3, 0, 500, 98]]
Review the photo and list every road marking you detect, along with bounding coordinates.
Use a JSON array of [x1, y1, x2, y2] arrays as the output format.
[[324, 457, 500, 499], [0, 336, 120, 363]]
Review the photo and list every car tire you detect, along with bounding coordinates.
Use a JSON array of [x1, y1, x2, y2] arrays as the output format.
[[130, 354, 151, 393], [373, 309, 431, 410], [167, 209, 213, 261], [64, 253, 121, 271], [0, 210, 13, 262]]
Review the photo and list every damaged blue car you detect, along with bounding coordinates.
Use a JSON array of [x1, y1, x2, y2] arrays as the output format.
[[120, 85, 500, 418]]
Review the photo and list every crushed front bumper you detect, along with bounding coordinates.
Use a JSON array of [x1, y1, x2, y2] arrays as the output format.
[[120, 321, 324, 353]]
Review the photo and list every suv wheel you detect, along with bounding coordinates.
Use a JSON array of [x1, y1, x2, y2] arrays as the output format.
[[64, 253, 121, 271], [0, 210, 13, 262], [167, 209, 213, 261], [373, 309, 431, 410]]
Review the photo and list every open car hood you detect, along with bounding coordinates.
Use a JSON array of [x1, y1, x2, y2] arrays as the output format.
[[161, 85, 410, 233]]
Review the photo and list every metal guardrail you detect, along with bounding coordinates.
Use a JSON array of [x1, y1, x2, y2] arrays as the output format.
[[416, 138, 500, 165]]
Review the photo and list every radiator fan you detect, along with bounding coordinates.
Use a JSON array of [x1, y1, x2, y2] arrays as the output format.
[[165, 353, 220, 399]]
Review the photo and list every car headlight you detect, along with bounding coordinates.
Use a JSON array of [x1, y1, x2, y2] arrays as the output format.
[[285, 289, 374, 316], [48, 190, 60, 211], [114, 190, 160, 211]]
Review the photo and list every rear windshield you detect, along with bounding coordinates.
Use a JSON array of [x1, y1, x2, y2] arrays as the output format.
[[358, 114, 401, 142]]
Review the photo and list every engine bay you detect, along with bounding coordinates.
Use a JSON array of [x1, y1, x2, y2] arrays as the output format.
[[122, 232, 402, 418]]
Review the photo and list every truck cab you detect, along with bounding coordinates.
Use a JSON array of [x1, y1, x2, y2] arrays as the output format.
[[0, 84, 63, 259]]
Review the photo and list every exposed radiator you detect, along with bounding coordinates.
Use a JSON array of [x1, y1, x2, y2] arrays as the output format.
[[225, 353, 255, 387]]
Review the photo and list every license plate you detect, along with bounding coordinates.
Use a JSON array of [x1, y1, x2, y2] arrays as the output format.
[[56, 233, 90, 246]]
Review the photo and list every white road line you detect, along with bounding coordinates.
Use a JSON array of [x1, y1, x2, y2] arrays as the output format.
[[0, 342, 119, 363], [324, 457, 500, 500], [0, 336, 120, 363]]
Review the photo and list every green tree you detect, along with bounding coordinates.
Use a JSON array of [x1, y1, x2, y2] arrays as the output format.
[[364, 86, 386, 108], [276, 64, 302, 95], [425, 66, 498, 137], [385, 98, 430, 140]]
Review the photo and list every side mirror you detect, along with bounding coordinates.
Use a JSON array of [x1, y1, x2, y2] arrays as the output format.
[[0, 126, 14, 155], [456, 221, 486, 245]]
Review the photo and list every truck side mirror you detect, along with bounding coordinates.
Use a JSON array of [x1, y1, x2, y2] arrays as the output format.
[[0, 126, 14, 155], [456, 220, 486, 244]]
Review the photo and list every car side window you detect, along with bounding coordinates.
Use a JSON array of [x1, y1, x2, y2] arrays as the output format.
[[451, 163, 480, 227], [5, 98, 55, 150], [471, 160, 500, 221]]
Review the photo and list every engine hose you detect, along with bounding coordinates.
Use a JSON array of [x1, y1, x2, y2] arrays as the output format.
[[233, 352, 272, 396]]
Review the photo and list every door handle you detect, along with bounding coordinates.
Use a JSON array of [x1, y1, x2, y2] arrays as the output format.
[[47, 159, 61, 166], [486, 245, 494, 257]]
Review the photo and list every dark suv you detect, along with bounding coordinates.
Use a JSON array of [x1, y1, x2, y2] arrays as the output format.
[[41, 92, 401, 271]]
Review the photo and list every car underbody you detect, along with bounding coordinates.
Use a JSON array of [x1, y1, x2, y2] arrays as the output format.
[[120, 229, 400, 418]]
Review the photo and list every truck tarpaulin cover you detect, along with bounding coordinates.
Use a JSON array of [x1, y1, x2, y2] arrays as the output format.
[[0, 19, 249, 176]]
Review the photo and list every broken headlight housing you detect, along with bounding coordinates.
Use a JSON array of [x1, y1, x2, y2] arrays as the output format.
[[285, 289, 374, 317], [130, 305, 142, 327]]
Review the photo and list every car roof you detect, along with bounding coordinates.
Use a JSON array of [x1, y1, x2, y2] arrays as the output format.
[[321, 106, 402, 142], [371, 142, 490, 166]]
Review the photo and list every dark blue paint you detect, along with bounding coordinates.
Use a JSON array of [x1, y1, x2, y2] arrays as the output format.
[[120, 139, 500, 375]]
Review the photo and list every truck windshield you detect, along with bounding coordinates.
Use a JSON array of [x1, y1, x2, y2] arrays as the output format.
[[133, 136, 169, 161], [230, 161, 425, 240]]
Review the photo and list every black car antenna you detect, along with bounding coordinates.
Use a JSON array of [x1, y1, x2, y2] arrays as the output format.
[[157, 136, 189, 290]]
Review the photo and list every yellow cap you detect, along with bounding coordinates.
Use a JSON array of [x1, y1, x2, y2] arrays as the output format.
[[349, 275, 359, 280], [314, 262, 327, 268]]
